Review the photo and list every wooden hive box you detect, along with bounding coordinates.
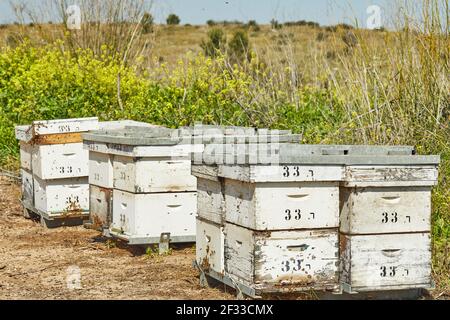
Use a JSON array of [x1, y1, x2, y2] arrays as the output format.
[[224, 223, 340, 293], [110, 190, 197, 245], [340, 233, 432, 293], [339, 158, 440, 293]]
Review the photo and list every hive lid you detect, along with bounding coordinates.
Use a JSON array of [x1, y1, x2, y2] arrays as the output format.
[[97, 120, 160, 131], [194, 143, 438, 166], [82, 126, 301, 147], [15, 117, 99, 142]]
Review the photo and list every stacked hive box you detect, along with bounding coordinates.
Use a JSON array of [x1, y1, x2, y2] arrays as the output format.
[[194, 145, 341, 297], [83, 125, 299, 251], [83, 126, 202, 250], [84, 121, 158, 232], [15, 118, 99, 228], [339, 155, 440, 293], [193, 145, 438, 298]]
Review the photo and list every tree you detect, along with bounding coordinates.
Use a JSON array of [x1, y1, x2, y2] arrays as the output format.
[[142, 12, 154, 34], [166, 14, 180, 25], [201, 28, 226, 57]]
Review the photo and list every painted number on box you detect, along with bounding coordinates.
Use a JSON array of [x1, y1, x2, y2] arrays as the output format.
[[284, 209, 315, 221], [380, 266, 410, 278]]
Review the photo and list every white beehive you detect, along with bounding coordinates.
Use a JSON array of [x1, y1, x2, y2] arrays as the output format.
[[33, 176, 89, 216], [16, 118, 100, 224], [339, 159, 439, 294], [84, 126, 292, 248], [340, 233, 432, 292], [194, 166, 224, 225], [85, 121, 160, 231], [225, 223, 339, 292], [194, 146, 442, 298], [110, 190, 197, 244]]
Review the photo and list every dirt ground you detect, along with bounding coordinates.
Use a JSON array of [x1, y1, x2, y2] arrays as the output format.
[[0, 177, 234, 300], [1, 177, 447, 300]]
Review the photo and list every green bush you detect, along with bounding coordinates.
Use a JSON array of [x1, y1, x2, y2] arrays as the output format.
[[0, 43, 344, 167], [227, 30, 251, 64], [200, 28, 226, 58]]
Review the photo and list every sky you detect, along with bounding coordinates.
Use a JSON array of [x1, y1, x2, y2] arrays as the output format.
[[0, 0, 416, 27]]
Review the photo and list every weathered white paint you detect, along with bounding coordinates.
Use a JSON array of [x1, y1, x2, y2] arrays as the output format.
[[225, 224, 339, 290], [89, 152, 114, 188], [89, 185, 112, 229], [219, 165, 344, 183], [32, 143, 89, 180], [83, 140, 204, 158], [33, 176, 89, 215], [340, 233, 432, 292], [224, 180, 340, 231], [21, 169, 34, 204], [110, 190, 197, 239], [197, 177, 224, 225], [19, 142, 33, 171], [113, 156, 197, 193], [340, 187, 432, 234], [32, 117, 99, 135], [196, 218, 225, 274], [15, 117, 99, 142], [344, 166, 439, 187], [83, 141, 110, 154]]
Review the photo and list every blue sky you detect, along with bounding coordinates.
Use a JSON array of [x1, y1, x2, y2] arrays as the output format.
[[0, 0, 398, 26]]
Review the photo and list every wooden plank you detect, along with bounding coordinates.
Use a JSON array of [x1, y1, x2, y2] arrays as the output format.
[[219, 165, 345, 183], [83, 140, 201, 157], [33, 132, 83, 145], [89, 185, 112, 230], [21, 169, 34, 204], [344, 166, 439, 187], [89, 152, 114, 189], [191, 165, 220, 182], [197, 177, 224, 225], [16, 118, 99, 142], [196, 218, 225, 274], [32, 117, 98, 135], [340, 186, 432, 234], [19, 142, 33, 171]]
